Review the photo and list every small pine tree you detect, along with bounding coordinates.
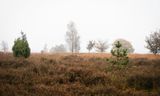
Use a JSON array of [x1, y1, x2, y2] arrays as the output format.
[[12, 32, 30, 58], [110, 41, 129, 65]]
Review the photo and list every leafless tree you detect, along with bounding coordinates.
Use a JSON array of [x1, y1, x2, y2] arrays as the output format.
[[95, 40, 108, 53], [65, 21, 80, 53], [50, 44, 66, 53], [86, 40, 95, 53], [145, 30, 160, 55], [1, 41, 8, 53], [112, 39, 134, 53]]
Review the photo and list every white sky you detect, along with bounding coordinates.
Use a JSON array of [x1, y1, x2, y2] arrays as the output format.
[[0, 0, 160, 53]]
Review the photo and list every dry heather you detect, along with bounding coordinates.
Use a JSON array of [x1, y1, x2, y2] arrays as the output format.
[[0, 53, 160, 96]]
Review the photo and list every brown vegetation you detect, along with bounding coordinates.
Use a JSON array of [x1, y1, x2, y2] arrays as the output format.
[[0, 53, 160, 96]]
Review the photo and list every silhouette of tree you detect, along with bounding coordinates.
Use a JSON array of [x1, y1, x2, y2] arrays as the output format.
[[65, 21, 80, 53], [95, 40, 108, 52], [145, 30, 160, 55], [86, 40, 95, 53]]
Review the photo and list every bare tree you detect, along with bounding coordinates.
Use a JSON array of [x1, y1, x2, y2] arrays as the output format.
[[112, 39, 134, 53], [145, 30, 160, 55], [65, 21, 80, 53], [95, 40, 108, 52], [86, 40, 95, 53], [1, 41, 8, 53], [50, 44, 66, 53]]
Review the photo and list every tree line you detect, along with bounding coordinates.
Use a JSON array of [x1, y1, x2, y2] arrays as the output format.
[[0, 21, 160, 58]]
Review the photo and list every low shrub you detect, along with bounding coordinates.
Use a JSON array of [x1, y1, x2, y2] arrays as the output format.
[[127, 74, 160, 90], [65, 67, 109, 86]]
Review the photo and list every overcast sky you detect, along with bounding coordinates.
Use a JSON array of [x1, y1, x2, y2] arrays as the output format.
[[0, 0, 160, 53]]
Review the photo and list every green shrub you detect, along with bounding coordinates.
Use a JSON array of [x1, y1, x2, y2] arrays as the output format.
[[110, 41, 129, 66], [12, 32, 30, 58]]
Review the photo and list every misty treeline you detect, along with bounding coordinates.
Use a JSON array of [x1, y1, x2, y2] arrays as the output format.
[[41, 21, 135, 54], [0, 21, 160, 57]]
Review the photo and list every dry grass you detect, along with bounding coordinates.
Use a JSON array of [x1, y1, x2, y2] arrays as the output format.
[[79, 53, 160, 59], [0, 53, 160, 96]]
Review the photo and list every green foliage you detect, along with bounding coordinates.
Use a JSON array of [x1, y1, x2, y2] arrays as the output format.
[[110, 41, 129, 65], [12, 32, 30, 58]]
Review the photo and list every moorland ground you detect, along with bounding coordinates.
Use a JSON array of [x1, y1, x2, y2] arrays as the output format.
[[0, 53, 160, 96]]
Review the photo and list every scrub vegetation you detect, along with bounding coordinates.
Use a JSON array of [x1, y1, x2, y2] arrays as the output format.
[[0, 53, 160, 96]]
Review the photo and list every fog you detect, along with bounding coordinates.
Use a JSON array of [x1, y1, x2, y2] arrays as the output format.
[[0, 0, 160, 53]]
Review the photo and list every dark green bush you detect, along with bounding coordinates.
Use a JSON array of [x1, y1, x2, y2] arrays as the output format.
[[12, 32, 30, 58]]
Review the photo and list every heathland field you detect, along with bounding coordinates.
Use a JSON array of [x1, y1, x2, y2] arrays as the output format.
[[0, 53, 160, 96]]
